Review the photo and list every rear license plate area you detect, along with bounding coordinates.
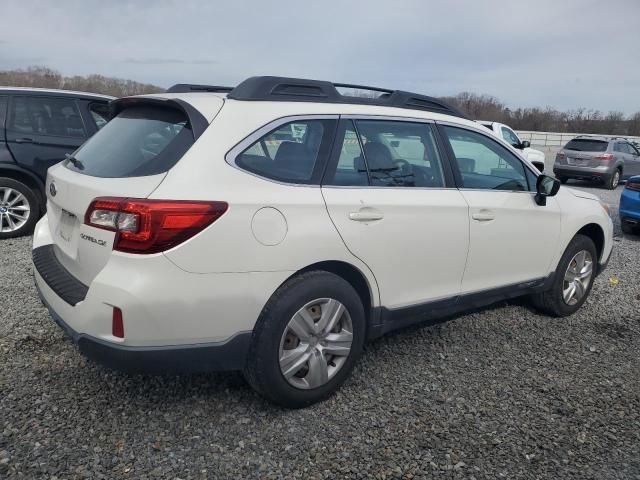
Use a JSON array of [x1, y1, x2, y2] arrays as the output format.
[[58, 210, 76, 243], [567, 157, 588, 166]]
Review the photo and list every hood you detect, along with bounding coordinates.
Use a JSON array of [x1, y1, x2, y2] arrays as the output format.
[[524, 147, 545, 161], [566, 187, 599, 202]]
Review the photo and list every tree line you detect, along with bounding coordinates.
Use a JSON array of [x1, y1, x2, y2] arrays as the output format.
[[440, 92, 640, 136], [2, 66, 639, 136], [0, 66, 163, 98]]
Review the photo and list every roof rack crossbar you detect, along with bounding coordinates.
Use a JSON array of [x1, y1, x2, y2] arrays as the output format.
[[166, 84, 233, 94]]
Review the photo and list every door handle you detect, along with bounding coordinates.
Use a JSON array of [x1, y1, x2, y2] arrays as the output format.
[[472, 211, 495, 222], [15, 138, 34, 144], [349, 209, 384, 222]]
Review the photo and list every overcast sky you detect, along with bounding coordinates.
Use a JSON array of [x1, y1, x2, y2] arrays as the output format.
[[1, 0, 639, 113]]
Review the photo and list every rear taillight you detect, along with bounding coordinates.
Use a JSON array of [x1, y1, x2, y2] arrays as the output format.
[[85, 197, 228, 254], [626, 181, 640, 192], [556, 151, 565, 161], [593, 153, 614, 161]]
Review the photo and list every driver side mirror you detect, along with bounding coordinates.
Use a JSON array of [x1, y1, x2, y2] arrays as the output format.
[[535, 174, 561, 206], [520, 140, 531, 149]]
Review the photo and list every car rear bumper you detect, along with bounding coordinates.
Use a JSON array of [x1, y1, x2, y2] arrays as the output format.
[[35, 277, 252, 373], [553, 165, 611, 180]]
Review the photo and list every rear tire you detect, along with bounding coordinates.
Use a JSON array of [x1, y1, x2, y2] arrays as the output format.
[[621, 221, 635, 235], [243, 271, 365, 408], [0, 177, 40, 239], [605, 169, 621, 190], [530, 234, 597, 317]]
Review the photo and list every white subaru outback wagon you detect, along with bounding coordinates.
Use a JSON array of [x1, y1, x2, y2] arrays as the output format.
[[33, 77, 613, 408]]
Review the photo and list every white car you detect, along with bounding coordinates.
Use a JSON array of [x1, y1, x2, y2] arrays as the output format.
[[478, 120, 546, 172], [33, 77, 613, 408]]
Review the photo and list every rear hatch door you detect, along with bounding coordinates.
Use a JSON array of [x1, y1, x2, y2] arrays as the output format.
[[563, 138, 609, 167], [44, 97, 221, 286]]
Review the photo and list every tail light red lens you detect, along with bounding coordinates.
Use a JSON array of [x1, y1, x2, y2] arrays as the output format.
[[112, 307, 124, 338], [593, 153, 614, 161], [626, 181, 640, 192], [85, 197, 228, 254]]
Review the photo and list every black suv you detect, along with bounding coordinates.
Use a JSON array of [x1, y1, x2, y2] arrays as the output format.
[[0, 88, 112, 238]]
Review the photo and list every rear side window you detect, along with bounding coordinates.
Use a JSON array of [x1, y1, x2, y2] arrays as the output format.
[[325, 120, 446, 188], [9, 96, 86, 138], [565, 139, 608, 152], [89, 102, 110, 130], [235, 119, 335, 184], [67, 106, 193, 178]]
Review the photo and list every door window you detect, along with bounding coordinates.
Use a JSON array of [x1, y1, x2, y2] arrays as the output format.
[[501, 126, 520, 147], [443, 125, 531, 191], [9, 96, 86, 138], [89, 102, 110, 129], [235, 119, 335, 184], [325, 119, 446, 188]]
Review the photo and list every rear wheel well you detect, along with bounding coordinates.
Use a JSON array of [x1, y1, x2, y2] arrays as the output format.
[[0, 168, 44, 212], [296, 261, 373, 325], [576, 223, 604, 261]]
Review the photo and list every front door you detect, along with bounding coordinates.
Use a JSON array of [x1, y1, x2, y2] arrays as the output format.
[[6, 95, 87, 180], [321, 118, 469, 310], [439, 124, 561, 293]]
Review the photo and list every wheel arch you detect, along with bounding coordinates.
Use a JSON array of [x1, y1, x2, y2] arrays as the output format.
[[279, 260, 379, 335], [575, 223, 605, 262], [0, 165, 45, 212]]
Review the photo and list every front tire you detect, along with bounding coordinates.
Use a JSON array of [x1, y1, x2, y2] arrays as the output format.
[[244, 271, 365, 408], [0, 177, 40, 239], [530, 234, 597, 317]]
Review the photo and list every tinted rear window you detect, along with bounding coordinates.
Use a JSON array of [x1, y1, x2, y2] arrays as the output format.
[[67, 106, 193, 178], [565, 139, 608, 152]]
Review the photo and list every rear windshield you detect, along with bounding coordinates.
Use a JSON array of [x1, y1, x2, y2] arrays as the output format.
[[564, 139, 608, 152], [66, 106, 194, 178]]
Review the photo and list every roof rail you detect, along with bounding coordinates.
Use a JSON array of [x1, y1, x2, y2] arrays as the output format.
[[166, 84, 233, 94], [226, 76, 469, 119]]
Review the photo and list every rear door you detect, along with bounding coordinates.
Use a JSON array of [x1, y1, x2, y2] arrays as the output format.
[[6, 95, 87, 180], [321, 118, 469, 310], [438, 123, 561, 293]]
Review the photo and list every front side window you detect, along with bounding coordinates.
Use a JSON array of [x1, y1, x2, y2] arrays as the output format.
[[0, 96, 7, 138], [9, 96, 86, 138], [443, 126, 530, 191], [67, 105, 193, 178], [501, 126, 520, 147], [235, 119, 334, 184], [325, 119, 446, 188]]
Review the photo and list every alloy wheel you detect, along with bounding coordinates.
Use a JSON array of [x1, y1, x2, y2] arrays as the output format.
[[612, 170, 620, 188], [0, 187, 31, 233], [279, 298, 353, 389], [562, 250, 593, 306]]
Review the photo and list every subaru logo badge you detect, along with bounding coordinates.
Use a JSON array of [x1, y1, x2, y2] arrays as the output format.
[[49, 182, 57, 197]]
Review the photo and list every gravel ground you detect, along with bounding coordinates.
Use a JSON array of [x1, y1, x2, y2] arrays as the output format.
[[1, 183, 639, 479]]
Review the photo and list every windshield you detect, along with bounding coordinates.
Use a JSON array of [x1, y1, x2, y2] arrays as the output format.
[[66, 106, 194, 178], [564, 139, 608, 152]]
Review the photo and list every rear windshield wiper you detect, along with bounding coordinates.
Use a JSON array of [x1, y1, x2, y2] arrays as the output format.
[[65, 154, 85, 170]]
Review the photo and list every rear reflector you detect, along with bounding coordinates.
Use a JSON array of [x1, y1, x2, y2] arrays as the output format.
[[85, 198, 228, 254], [593, 153, 614, 161], [112, 307, 124, 338]]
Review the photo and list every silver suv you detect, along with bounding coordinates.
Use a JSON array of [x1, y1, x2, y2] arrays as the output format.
[[553, 136, 640, 189]]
